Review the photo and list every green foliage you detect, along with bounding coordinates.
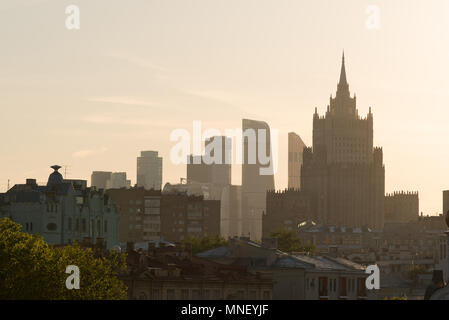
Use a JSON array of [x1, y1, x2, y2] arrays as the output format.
[[0, 217, 127, 300], [269, 229, 315, 254], [182, 235, 228, 254]]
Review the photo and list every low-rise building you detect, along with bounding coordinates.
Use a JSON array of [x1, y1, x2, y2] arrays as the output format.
[[121, 242, 273, 300], [196, 237, 374, 300], [0, 166, 120, 249]]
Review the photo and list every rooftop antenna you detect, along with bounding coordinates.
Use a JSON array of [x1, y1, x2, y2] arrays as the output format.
[[62, 165, 71, 179], [7, 179, 10, 191]]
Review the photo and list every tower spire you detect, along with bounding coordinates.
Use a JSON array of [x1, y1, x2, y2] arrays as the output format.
[[339, 51, 347, 85]]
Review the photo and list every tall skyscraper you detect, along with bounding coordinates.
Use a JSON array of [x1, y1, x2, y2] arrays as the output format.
[[301, 54, 385, 229], [288, 132, 306, 190], [137, 151, 163, 190], [241, 119, 275, 241]]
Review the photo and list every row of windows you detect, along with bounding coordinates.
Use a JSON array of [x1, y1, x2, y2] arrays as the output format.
[[67, 217, 108, 234], [307, 277, 364, 297]]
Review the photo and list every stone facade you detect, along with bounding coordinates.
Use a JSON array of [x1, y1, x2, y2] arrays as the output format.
[[301, 54, 384, 229], [385, 191, 419, 223]]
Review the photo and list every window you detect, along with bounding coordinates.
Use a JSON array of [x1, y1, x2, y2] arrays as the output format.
[[75, 219, 79, 231], [357, 278, 367, 297], [262, 291, 270, 300], [68, 217, 72, 231], [104, 220, 108, 233], [138, 292, 147, 300], [30, 222, 33, 231], [181, 289, 189, 300], [25, 223, 29, 231], [97, 220, 101, 235], [152, 289, 161, 300], [167, 289, 175, 300], [192, 290, 201, 299], [339, 277, 347, 297], [319, 277, 328, 297], [82, 219, 86, 232]]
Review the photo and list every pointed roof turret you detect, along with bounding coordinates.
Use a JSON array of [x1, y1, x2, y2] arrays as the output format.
[[339, 51, 347, 86]]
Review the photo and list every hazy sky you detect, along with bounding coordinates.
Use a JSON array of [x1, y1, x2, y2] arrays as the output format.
[[1, 0, 449, 215]]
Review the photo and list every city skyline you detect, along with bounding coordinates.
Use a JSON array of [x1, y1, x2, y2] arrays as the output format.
[[1, 1, 449, 215]]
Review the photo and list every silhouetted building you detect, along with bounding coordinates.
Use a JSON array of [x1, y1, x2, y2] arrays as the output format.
[[263, 189, 311, 238], [288, 133, 306, 190], [187, 136, 232, 186], [160, 191, 221, 242], [197, 237, 375, 300], [242, 119, 275, 241], [91, 171, 112, 189], [301, 54, 384, 229], [0, 166, 119, 249], [220, 184, 242, 239], [107, 188, 161, 243], [443, 190, 449, 216], [121, 242, 273, 300], [384, 191, 419, 223], [137, 151, 162, 190], [106, 172, 131, 189]]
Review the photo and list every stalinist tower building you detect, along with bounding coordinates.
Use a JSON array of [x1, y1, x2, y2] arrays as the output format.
[[301, 54, 385, 229]]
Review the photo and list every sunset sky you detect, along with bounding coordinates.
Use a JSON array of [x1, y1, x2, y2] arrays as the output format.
[[1, 0, 449, 215]]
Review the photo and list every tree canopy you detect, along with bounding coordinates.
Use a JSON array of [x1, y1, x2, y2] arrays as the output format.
[[269, 229, 315, 254], [0, 217, 127, 300], [181, 235, 228, 254]]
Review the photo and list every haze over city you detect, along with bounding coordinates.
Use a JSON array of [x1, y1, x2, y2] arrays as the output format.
[[1, 0, 449, 215]]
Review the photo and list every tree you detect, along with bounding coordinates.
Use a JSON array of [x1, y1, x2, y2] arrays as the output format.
[[182, 235, 228, 254], [0, 217, 127, 300], [269, 229, 315, 254]]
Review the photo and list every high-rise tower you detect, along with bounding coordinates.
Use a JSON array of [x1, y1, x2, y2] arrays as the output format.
[[301, 53, 385, 229], [241, 119, 275, 241]]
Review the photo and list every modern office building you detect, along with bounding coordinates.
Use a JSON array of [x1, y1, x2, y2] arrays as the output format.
[[288, 132, 306, 190], [137, 151, 163, 190], [301, 54, 385, 229], [0, 166, 120, 249], [242, 119, 275, 241]]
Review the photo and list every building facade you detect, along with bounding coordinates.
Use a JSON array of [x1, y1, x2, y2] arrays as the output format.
[[288, 132, 306, 190], [0, 166, 120, 249], [160, 192, 221, 242], [443, 190, 449, 216], [137, 151, 163, 190], [263, 189, 312, 238], [107, 188, 161, 243], [242, 119, 275, 241], [384, 191, 419, 223], [301, 54, 385, 229]]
